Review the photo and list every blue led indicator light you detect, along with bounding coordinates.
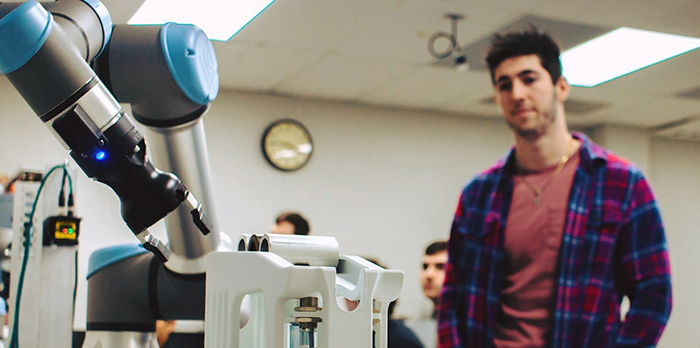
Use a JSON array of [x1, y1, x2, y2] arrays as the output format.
[[95, 151, 106, 160]]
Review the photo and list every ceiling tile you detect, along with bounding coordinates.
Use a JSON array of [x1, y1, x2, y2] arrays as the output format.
[[229, 0, 408, 49], [275, 54, 413, 100], [361, 66, 490, 109], [605, 98, 700, 128], [336, 0, 517, 64], [654, 115, 700, 142], [215, 42, 326, 90]]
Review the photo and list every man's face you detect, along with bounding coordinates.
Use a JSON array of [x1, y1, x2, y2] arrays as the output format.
[[271, 221, 295, 234], [492, 54, 569, 140], [420, 250, 448, 301]]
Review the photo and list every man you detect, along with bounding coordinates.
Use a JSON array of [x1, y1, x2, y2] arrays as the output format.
[[437, 27, 672, 348], [421, 241, 448, 318], [271, 211, 310, 235], [408, 241, 448, 348]]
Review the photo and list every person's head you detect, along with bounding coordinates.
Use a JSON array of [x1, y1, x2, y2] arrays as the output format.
[[485, 27, 570, 141], [486, 26, 562, 87], [420, 241, 448, 305], [271, 212, 310, 235]]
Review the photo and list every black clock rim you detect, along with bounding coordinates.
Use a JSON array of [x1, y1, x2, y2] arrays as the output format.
[[261, 118, 313, 171]]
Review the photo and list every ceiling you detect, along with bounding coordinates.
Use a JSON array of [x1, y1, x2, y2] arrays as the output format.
[[102, 0, 700, 141]]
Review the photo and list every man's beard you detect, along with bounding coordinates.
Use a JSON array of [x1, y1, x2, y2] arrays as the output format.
[[507, 116, 553, 140], [506, 94, 558, 141]]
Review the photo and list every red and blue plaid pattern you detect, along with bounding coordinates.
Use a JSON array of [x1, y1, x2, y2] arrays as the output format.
[[438, 132, 672, 348]]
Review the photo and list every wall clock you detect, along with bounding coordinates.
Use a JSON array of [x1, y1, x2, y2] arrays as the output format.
[[261, 119, 313, 171]]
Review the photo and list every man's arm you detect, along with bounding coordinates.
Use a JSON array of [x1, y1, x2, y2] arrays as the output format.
[[437, 196, 466, 348], [615, 176, 672, 347]]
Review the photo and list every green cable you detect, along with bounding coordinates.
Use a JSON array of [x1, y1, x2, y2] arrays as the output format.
[[9, 164, 67, 348], [65, 168, 73, 196]]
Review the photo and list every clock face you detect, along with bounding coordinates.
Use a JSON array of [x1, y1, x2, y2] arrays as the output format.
[[262, 119, 313, 171]]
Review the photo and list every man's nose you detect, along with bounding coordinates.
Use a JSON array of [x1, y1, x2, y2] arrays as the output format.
[[511, 80, 526, 100]]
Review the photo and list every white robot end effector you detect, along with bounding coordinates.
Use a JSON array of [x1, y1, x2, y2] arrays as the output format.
[[0, 0, 213, 261]]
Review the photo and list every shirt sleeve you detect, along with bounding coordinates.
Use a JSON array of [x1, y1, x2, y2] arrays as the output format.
[[614, 175, 672, 347], [437, 193, 466, 348]]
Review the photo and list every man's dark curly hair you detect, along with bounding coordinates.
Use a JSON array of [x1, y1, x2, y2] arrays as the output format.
[[276, 212, 310, 235], [425, 240, 447, 255], [485, 26, 562, 86]]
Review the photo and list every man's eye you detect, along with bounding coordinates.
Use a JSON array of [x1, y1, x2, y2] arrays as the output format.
[[422, 264, 428, 270], [498, 82, 511, 91], [436, 263, 445, 270], [523, 77, 536, 84]]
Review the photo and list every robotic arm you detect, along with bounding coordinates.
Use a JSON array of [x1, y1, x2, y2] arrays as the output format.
[[2, 5, 403, 348], [0, 0, 213, 261]]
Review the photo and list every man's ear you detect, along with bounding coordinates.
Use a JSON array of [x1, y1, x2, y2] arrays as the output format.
[[556, 76, 571, 102]]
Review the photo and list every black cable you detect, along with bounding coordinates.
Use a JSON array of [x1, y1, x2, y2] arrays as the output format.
[[67, 193, 75, 217], [72, 248, 78, 324], [66, 169, 74, 217], [9, 164, 66, 348], [59, 170, 67, 214]]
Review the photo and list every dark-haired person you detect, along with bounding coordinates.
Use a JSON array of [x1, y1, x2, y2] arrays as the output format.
[[437, 27, 671, 348], [421, 241, 447, 318], [271, 211, 310, 235], [407, 241, 448, 348]]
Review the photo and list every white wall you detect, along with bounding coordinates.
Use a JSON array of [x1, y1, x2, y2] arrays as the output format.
[[1, 81, 697, 346], [651, 139, 700, 348], [589, 125, 651, 175]]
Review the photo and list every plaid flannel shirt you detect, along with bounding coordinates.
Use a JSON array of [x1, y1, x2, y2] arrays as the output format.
[[437, 132, 672, 348]]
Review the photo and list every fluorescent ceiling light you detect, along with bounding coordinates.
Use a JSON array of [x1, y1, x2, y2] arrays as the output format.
[[128, 0, 275, 41], [561, 27, 700, 87]]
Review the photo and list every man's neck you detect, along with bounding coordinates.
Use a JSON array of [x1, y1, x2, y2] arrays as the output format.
[[514, 124, 575, 172]]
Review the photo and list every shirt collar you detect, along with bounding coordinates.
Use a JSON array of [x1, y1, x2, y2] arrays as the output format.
[[502, 131, 608, 175]]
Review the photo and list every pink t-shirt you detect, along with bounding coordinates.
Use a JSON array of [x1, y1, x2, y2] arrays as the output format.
[[493, 151, 580, 348]]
